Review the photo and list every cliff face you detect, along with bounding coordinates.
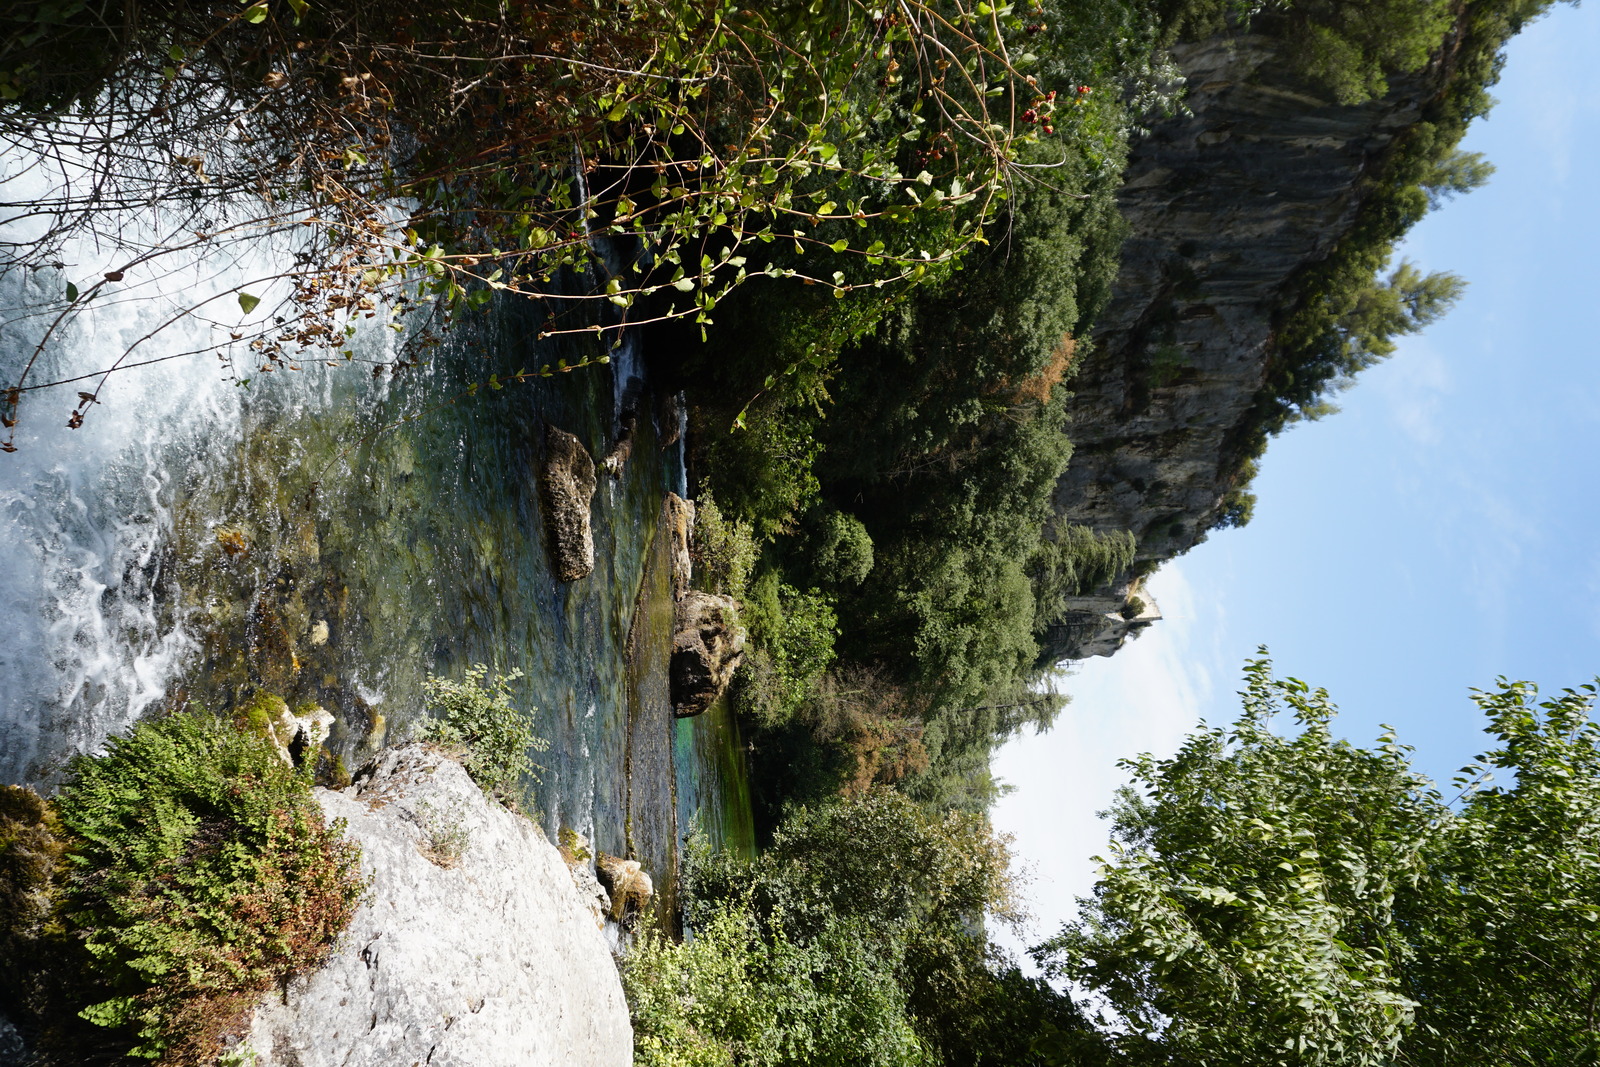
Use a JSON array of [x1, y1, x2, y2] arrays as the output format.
[[1040, 31, 1437, 663]]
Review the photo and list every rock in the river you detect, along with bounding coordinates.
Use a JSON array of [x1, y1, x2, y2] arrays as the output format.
[[665, 493, 695, 601], [244, 743, 631, 1067], [541, 425, 598, 582], [655, 391, 684, 449], [561, 830, 610, 929], [250, 695, 334, 769], [669, 591, 745, 717], [602, 412, 636, 480], [595, 854, 655, 922]]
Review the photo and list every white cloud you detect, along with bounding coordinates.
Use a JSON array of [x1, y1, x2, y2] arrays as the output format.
[[989, 563, 1223, 965], [1374, 335, 1454, 448]]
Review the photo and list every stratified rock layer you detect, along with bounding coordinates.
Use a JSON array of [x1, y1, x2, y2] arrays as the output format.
[[1042, 29, 1440, 662], [542, 425, 598, 582], [245, 744, 631, 1067]]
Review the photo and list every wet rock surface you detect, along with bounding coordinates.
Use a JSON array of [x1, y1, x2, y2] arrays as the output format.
[[541, 425, 599, 582], [670, 592, 746, 717], [245, 743, 631, 1067], [665, 492, 695, 602], [596, 853, 656, 923]]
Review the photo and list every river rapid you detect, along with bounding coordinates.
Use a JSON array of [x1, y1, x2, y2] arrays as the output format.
[[0, 157, 753, 915]]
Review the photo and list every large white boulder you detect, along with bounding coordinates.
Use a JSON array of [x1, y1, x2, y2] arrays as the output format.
[[244, 743, 632, 1067]]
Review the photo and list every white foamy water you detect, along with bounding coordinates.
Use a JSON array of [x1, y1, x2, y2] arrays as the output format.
[[0, 150, 321, 782]]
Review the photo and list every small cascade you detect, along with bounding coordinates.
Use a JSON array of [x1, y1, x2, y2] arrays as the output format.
[[0, 156, 304, 782]]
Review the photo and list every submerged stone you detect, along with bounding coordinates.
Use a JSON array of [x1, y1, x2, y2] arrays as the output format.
[[540, 425, 598, 582]]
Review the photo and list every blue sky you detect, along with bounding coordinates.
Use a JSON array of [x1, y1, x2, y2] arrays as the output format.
[[992, 1, 1600, 954]]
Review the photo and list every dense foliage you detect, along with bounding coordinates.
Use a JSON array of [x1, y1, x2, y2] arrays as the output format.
[[0, 0, 1076, 446], [1037, 658, 1600, 1066], [680, 0, 1169, 821], [420, 663, 548, 804], [624, 791, 1068, 1067], [673, 0, 1571, 829], [0, 710, 363, 1066]]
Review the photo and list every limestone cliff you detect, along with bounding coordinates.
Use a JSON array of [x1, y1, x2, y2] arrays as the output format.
[[243, 744, 632, 1067], [1040, 27, 1443, 663]]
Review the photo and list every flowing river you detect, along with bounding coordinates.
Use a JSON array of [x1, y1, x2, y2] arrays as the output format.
[[0, 159, 753, 918]]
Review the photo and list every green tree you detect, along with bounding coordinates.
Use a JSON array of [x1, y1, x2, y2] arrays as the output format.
[[1419, 149, 1496, 208], [1397, 680, 1600, 1066], [1036, 657, 1600, 1066], [628, 791, 1022, 1067]]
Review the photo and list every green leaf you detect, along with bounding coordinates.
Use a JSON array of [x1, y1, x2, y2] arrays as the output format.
[[237, 292, 261, 315], [242, 1, 269, 23], [80, 996, 137, 1029], [65, 282, 78, 302]]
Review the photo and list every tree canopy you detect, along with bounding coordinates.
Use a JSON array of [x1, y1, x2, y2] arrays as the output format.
[[1036, 656, 1600, 1066]]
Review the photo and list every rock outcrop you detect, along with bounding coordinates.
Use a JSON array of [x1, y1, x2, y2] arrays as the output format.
[[255, 696, 334, 768], [602, 412, 636, 480], [562, 833, 611, 930], [541, 425, 598, 582], [669, 591, 745, 717], [1042, 27, 1443, 662], [596, 853, 656, 923], [665, 492, 695, 602], [244, 744, 631, 1067]]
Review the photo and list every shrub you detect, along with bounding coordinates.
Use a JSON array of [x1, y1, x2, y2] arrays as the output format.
[[808, 511, 875, 589], [624, 900, 925, 1067], [0, 784, 68, 1008], [420, 664, 547, 803], [415, 799, 472, 869], [736, 575, 838, 728], [691, 491, 759, 600], [46, 710, 364, 1065]]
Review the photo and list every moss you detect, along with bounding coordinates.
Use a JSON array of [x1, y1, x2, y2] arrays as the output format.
[[558, 826, 593, 865], [0, 785, 68, 1001], [318, 748, 353, 790]]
